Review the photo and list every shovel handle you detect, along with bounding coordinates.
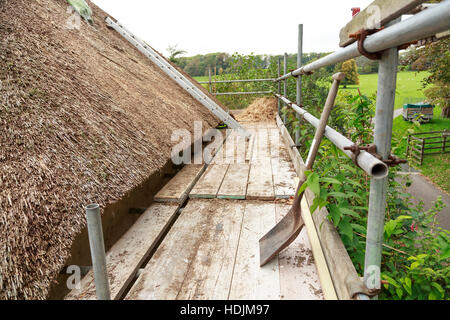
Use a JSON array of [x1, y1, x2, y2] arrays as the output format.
[[305, 72, 345, 170]]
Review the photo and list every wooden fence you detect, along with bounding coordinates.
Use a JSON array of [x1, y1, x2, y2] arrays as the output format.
[[406, 130, 449, 165]]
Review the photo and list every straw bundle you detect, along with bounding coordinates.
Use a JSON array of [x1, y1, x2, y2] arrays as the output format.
[[236, 97, 278, 122]]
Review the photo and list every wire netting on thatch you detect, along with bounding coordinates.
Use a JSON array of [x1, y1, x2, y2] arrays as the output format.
[[0, 0, 217, 299]]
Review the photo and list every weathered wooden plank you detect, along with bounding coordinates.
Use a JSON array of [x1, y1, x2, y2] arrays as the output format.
[[339, 0, 426, 47], [276, 203, 324, 300], [125, 200, 211, 300], [177, 200, 245, 299], [268, 127, 282, 160], [217, 164, 250, 200], [65, 203, 180, 300], [154, 164, 205, 203], [125, 200, 245, 300], [212, 130, 246, 164], [245, 128, 256, 163], [247, 160, 274, 201], [272, 158, 297, 199], [251, 128, 271, 163], [229, 202, 280, 300], [189, 164, 229, 199]]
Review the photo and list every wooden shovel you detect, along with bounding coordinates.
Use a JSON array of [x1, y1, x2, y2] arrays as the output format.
[[259, 72, 345, 267]]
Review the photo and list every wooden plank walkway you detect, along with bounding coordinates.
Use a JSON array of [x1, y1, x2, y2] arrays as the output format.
[[217, 164, 250, 200], [189, 164, 229, 199], [65, 203, 179, 300], [126, 200, 323, 300], [69, 122, 324, 301], [154, 164, 205, 203], [190, 123, 296, 200], [247, 160, 275, 200]]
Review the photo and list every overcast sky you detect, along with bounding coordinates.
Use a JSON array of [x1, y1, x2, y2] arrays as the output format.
[[92, 0, 375, 57]]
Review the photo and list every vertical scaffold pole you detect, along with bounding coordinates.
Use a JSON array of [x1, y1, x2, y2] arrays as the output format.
[[278, 57, 281, 116], [363, 19, 399, 299], [283, 52, 288, 124], [85, 203, 111, 300], [208, 67, 212, 94], [296, 24, 303, 146]]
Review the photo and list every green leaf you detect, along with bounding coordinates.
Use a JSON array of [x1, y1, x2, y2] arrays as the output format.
[[343, 179, 362, 188], [397, 215, 413, 221], [328, 192, 352, 199], [339, 207, 360, 218], [384, 220, 398, 239], [382, 274, 399, 288], [351, 223, 366, 234], [307, 172, 320, 196], [310, 197, 321, 214], [428, 291, 438, 300], [416, 254, 428, 260], [297, 181, 308, 196], [321, 177, 342, 185], [403, 277, 412, 296], [439, 245, 450, 261], [341, 164, 356, 174], [396, 287, 403, 299], [410, 261, 420, 270], [339, 218, 353, 241], [329, 204, 341, 227], [430, 282, 444, 295]]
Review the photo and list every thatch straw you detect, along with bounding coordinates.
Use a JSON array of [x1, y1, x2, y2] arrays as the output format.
[[0, 0, 217, 299], [236, 97, 278, 122]]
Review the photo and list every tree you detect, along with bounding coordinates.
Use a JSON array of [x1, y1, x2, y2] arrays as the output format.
[[336, 59, 360, 86], [401, 37, 450, 118], [166, 44, 187, 64], [356, 56, 378, 74]]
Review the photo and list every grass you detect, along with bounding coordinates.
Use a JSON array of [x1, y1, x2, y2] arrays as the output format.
[[342, 71, 431, 110], [391, 105, 450, 193], [194, 76, 209, 83]]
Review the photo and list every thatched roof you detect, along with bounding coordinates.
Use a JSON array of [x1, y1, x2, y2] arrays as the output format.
[[0, 0, 219, 299]]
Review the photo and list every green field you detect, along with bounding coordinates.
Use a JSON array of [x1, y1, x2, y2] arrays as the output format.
[[342, 71, 431, 110], [194, 76, 209, 82]]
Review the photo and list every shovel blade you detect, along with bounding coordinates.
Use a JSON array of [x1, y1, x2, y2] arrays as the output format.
[[259, 204, 305, 267]]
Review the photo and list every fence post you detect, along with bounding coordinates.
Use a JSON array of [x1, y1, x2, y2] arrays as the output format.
[[406, 134, 411, 159], [363, 19, 400, 299], [283, 52, 288, 124], [278, 57, 281, 116], [421, 138, 425, 165], [214, 66, 217, 96], [85, 203, 111, 300], [296, 24, 303, 147], [443, 131, 447, 153]]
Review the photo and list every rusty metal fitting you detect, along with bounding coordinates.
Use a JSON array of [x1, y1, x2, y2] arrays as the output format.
[[349, 28, 384, 60], [384, 155, 408, 167], [344, 143, 406, 169]]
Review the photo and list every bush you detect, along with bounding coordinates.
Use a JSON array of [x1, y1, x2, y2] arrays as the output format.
[[294, 92, 449, 300]]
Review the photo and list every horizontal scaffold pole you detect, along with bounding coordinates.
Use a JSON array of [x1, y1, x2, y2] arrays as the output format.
[[276, 1, 450, 81], [198, 79, 275, 84], [274, 93, 388, 179], [214, 91, 272, 96]]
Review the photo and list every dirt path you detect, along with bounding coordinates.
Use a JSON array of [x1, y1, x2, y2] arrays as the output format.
[[391, 110, 449, 230], [397, 165, 450, 230]]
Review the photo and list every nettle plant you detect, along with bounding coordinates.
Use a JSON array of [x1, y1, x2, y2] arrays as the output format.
[[296, 92, 449, 300]]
